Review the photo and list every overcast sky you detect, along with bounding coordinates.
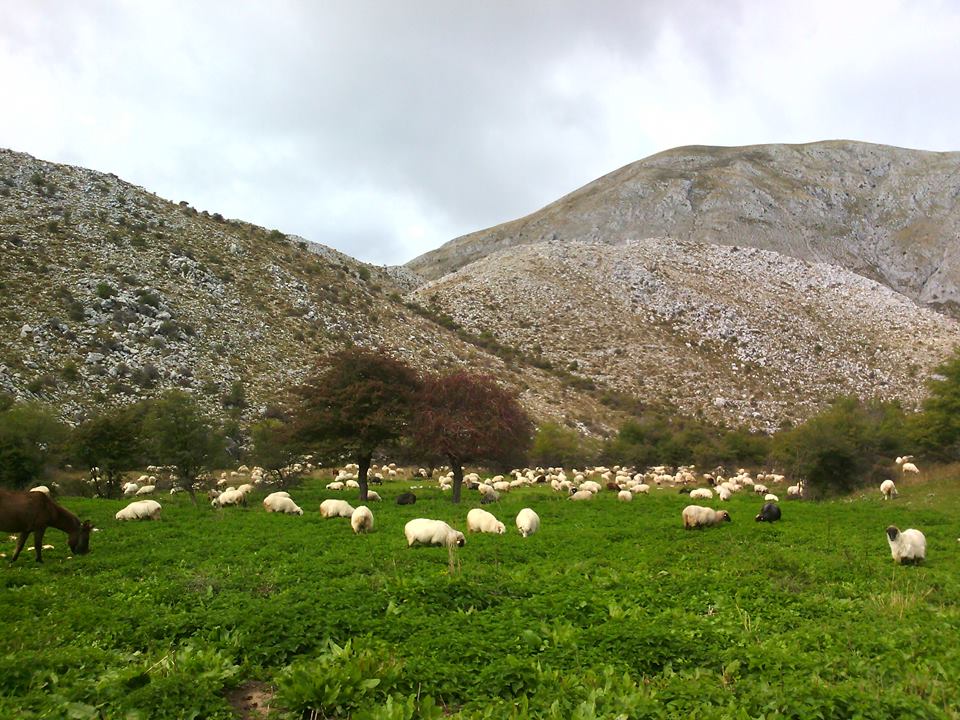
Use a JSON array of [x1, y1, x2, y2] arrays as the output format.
[[2, 1, 959, 265]]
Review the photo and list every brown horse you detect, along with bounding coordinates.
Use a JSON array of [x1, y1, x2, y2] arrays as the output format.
[[0, 489, 93, 563]]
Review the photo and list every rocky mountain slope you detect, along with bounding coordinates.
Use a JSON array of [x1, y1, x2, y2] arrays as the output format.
[[407, 141, 960, 314], [410, 239, 960, 432], [0, 149, 613, 429]]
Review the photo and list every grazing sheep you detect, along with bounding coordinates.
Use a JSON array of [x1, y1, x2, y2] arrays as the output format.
[[263, 492, 303, 515], [632, 483, 650, 495], [467, 508, 506, 534], [617, 490, 633, 502], [479, 491, 500, 504], [516, 508, 540, 538], [755, 502, 781, 523], [396, 492, 416, 505], [753, 484, 768, 496], [122, 482, 139, 497], [345, 479, 360, 489], [212, 488, 246, 508], [885, 526, 926, 564], [569, 490, 593, 501], [350, 505, 374, 534], [764, 493, 779, 503], [689, 488, 713, 500], [682, 505, 731, 529], [901, 462, 920, 474], [880, 479, 898, 500], [580, 480, 602, 494], [320, 499, 355, 518], [366, 490, 381, 502], [115, 499, 162, 521], [404, 518, 465, 548], [786, 480, 804, 499], [326, 481, 345, 491], [492, 481, 511, 493], [717, 486, 732, 501], [134, 485, 156, 496]]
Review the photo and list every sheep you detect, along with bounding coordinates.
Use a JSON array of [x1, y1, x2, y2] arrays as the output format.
[[755, 502, 781, 523], [28, 486, 51, 496], [263, 492, 303, 515], [569, 490, 593, 501], [880, 479, 898, 500], [135, 485, 156, 496], [396, 492, 416, 505], [764, 493, 779, 503], [115, 499, 162, 521], [212, 488, 246, 508], [689, 488, 713, 500], [467, 508, 506, 534], [516, 508, 540, 538], [350, 505, 374, 534], [365, 490, 381, 502], [617, 490, 633, 502], [326, 481, 345, 491], [682, 505, 731, 529], [580, 480, 602, 494], [885, 526, 926, 564], [717, 486, 732, 501], [479, 491, 500, 504], [786, 480, 804, 499], [320, 499, 355, 519], [753, 484, 768, 495], [404, 518, 465, 548], [122, 482, 139, 497], [631, 483, 650, 495], [901, 462, 920, 474], [345, 479, 360, 489]]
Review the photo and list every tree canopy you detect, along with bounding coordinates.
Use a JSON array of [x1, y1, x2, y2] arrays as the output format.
[[71, 404, 147, 497], [0, 401, 68, 489]]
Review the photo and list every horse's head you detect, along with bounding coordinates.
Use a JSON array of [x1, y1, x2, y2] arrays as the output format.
[[69, 520, 93, 555]]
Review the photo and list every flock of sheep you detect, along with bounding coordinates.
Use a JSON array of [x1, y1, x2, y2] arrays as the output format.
[[104, 455, 934, 565]]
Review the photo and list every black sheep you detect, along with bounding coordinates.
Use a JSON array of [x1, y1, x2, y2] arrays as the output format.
[[755, 502, 781, 522], [396, 492, 417, 505]]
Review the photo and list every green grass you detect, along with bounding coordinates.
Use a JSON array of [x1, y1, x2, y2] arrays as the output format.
[[2, 474, 959, 719]]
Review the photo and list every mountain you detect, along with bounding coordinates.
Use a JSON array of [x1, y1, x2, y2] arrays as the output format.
[[407, 141, 960, 314], [0, 149, 612, 429]]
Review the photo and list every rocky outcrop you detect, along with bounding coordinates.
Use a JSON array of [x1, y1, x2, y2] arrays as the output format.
[[410, 239, 960, 431], [407, 141, 960, 314]]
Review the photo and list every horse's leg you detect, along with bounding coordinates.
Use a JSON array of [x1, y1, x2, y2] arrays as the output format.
[[33, 527, 45, 563], [10, 532, 31, 562]]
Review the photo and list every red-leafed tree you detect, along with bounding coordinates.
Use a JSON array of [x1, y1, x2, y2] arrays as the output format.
[[411, 371, 532, 503], [293, 348, 421, 501]]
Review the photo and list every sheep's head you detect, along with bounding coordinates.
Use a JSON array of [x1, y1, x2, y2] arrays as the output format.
[[496, 523, 506, 535], [453, 532, 465, 547], [719, 511, 732, 523], [886, 526, 901, 542]]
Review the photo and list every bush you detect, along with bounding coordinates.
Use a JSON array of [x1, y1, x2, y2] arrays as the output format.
[[530, 422, 599, 468], [0, 402, 69, 489], [95, 282, 117, 299]]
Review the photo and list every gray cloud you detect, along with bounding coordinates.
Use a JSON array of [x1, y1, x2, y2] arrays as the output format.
[[2, 1, 960, 265]]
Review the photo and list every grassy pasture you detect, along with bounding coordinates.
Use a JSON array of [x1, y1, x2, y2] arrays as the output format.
[[2, 472, 960, 719]]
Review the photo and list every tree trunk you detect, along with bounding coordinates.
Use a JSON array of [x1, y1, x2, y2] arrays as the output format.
[[451, 458, 463, 504], [358, 453, 371, 502]]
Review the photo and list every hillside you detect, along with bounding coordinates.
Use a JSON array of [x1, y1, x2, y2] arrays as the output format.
[[410, 239, 960, 431], [407, 141, 960, 314], [0, 149, 611, 428]]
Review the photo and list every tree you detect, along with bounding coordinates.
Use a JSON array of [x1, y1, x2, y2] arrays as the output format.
[[0, 402, 68, 489], [250, 418, 300, 488], [411, 372, 532, 503], [529, 422, 598, 469], [142, 391, 222, 502], [70, 404, 146, 498], [912, 350, 960, 460], [294, 348, 421, 501]]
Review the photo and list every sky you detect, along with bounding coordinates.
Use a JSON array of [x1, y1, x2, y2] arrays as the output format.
[[2, 1, 960, 266]]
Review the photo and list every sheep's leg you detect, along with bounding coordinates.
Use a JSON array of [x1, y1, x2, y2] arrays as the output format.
[[10, 532, 31, 562]]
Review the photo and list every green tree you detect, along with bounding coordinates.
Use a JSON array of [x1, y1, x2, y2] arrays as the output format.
[[411, 372, 532, 503], [142, 391, 222, 502], [250, 418, 300, 488], [70, 404, 146, 498], [294, 348, 421, 501], [912, 350, 960, 460], [0, 402, 68, 489], [529, 422, 598, 468]]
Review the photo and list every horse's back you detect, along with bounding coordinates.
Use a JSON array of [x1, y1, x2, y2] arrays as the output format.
[[0, 488, 51, 532]]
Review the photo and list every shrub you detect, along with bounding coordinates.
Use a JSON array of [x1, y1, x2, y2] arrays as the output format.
[[95, 282, 117, 299], [0, 402, 69, 489]]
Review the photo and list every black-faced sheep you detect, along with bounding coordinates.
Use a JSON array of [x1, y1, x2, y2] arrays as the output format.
[[886, 526, 926, 564], [754, 502, 781, 523]]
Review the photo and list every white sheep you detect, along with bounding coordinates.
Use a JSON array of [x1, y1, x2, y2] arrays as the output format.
[[631, 483, 650, 495], [122, 482, 139, 497], [350, 505, 374, 534], [404, 519, 465, 548], [786, 480, 804, 499], [880, 479, 898, 500], [885, 526, 926, 564], [516, 508, 540, 538], [764, 493, 779, 503], [617, 490, 633, 502], [212, 488, 246, 508], [320, 499, 355, 518], [263, 492, 303, 515], [569, 490, 593, 501], [135, 485, 156, 496], [717, 486, 732, 501], [326, 481, 345, 491], [345, 479, 360, 489], [753, 484, 768, 495], [467, 508, 506, 534], [365, 490, 381, 502], [689, 488, 713, 500], [901, 462, 920, 474], [116, 499, 162, 521], [580, 480, 602, 494], [682, 505, 731, 529]]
